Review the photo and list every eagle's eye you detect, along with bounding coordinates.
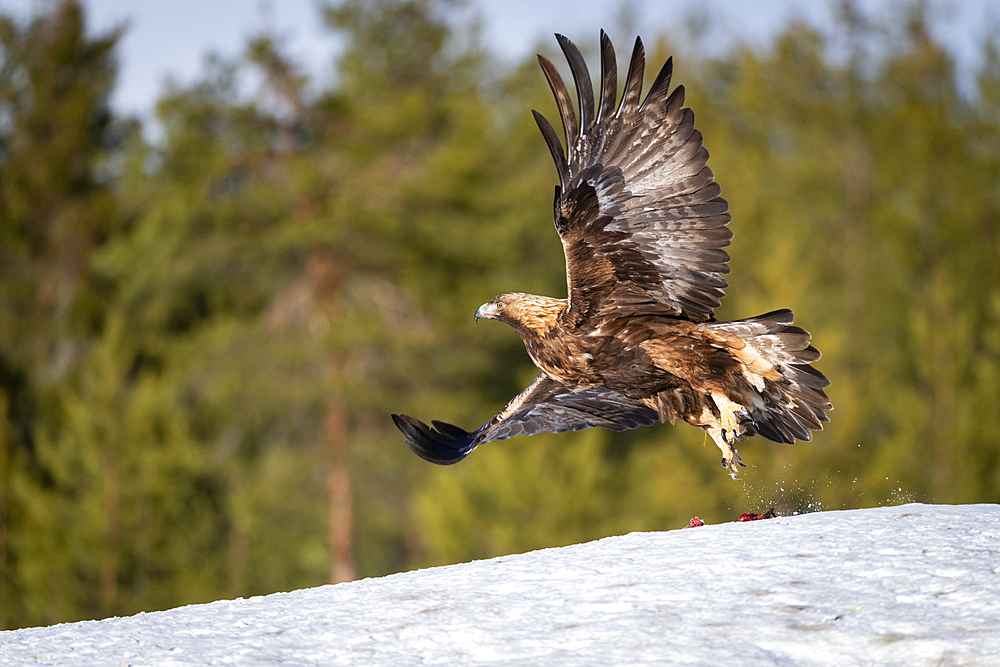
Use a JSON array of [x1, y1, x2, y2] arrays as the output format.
[[496, 301, 504, 310]]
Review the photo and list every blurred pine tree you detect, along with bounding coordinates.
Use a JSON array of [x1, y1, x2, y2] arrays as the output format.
[[0, 0, 125, 626]]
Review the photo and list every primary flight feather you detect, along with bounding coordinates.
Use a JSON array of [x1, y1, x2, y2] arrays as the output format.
[[392, 32, 831, 479]]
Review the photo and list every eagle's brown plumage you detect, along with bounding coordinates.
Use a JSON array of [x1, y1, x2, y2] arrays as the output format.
[[392, 32, 831, 478]]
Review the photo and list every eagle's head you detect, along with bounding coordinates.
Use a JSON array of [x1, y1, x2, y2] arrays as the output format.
[[475, 293, 565, 333]]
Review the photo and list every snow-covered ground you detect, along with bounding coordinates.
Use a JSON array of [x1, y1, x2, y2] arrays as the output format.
[[2, 503, 998, 666]]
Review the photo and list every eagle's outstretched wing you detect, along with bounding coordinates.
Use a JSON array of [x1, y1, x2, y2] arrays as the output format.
[[392, 373, 658, 464], [534, 32, 732, 326]]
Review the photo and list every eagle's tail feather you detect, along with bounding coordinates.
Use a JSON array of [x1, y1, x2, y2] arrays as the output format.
[[706, 309, 832, 445]]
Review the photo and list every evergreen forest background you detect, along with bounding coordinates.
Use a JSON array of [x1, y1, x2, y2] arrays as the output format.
[[1, 0, 999, 629]]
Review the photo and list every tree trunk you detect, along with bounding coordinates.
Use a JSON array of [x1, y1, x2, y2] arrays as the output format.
[[326, 403, 355, 584]]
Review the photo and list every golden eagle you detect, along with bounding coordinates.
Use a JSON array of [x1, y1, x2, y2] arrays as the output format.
[[392, 32, 831, 479]]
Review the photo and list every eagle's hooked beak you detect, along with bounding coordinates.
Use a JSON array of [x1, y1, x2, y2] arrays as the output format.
[[475, 302, 498, 322]]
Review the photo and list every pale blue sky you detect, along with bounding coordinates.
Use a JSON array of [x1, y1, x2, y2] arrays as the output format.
[[1, 0, 996, 122]]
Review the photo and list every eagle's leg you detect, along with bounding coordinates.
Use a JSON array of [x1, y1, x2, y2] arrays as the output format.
[[709, 392, 753, 480]]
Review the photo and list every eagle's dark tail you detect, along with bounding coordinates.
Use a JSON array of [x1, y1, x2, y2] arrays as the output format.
[[704, 309, 832, 444]]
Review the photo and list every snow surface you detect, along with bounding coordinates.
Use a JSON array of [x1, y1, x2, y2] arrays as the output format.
[[2, 503, 999, 666]]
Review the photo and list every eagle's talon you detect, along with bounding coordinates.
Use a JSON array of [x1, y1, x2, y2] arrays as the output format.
[[722, 427, 744, 446]]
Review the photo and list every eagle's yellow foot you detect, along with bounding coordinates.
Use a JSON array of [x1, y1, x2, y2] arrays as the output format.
[[707, 425, 746, 480], [720, 441, 745, 480], [715, 394, 753, 443], [708, 393, 753, 480]]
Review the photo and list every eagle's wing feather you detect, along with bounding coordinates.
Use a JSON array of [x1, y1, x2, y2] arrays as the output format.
[[392, 373, 658, 465], [535, 32, 733, 325]]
